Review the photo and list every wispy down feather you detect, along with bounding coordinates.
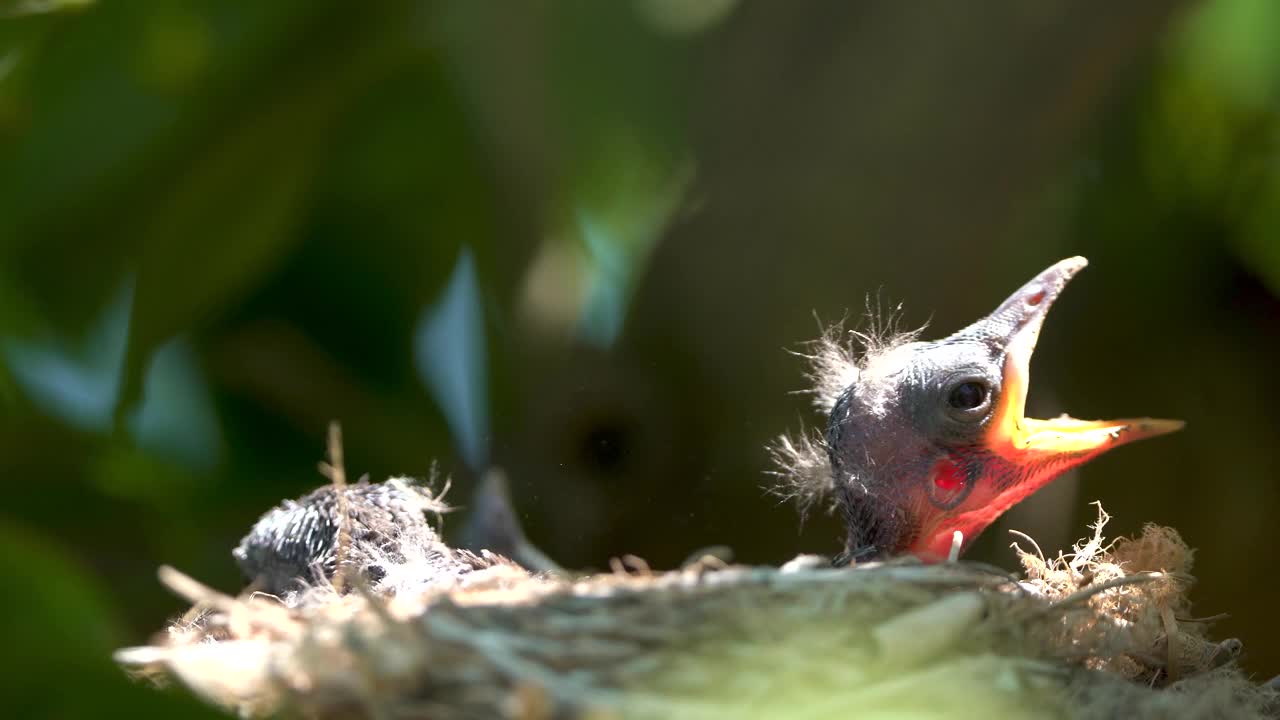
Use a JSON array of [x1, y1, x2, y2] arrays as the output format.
[[794, 297, 925, 414], [766, 424, 834, 518], [768, 296, 926, 519]]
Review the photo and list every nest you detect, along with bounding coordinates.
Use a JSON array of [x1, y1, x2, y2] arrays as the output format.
[[117, 485, 1275, 720]]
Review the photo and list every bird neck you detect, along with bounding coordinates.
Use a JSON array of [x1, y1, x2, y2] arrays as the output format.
[[835, 477, 912, 564]]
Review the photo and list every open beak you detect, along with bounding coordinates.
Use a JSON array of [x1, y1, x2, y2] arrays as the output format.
[[906, 256, 1183, 562], [978, 256, 1184, 468]]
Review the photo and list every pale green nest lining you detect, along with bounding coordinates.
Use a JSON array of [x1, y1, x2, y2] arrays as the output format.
[[116, 504, 1273, 720]]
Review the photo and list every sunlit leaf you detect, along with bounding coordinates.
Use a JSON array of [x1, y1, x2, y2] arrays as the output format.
[[573, 138, 691, 346], [1178, 0, 1280, 108], [415, 247, 489, 471], [632, 0, 737, 36], [128, 337, 223, 471], [1, 278, 131, 431], [0, 0, 93, 19]]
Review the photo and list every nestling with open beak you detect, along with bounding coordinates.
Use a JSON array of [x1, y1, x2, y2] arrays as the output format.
[[774, 257, 1183, 564]]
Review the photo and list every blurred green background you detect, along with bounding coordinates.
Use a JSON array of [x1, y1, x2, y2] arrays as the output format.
[[3, 0, 1279, 715]]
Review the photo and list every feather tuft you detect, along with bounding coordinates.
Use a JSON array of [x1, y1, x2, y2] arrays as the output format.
[[766, 425, 835, 521], [769, 295, 926, 515]]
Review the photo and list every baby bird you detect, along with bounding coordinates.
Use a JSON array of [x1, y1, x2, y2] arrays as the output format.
[[776, 257, 1183, 563]]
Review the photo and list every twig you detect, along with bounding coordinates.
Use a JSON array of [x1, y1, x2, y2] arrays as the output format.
[[158, 565, 237, 610], [317, 421, 352, 594], [1176, 613, 1230, 624], [620, 554, 652, 576], [1046, 572, 1161, 611], [1161, 605, 1180, 682], [1007, 529, 1045, 564]]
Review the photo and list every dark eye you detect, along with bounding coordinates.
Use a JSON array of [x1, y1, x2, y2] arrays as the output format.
[[948, 381, 988, 411]]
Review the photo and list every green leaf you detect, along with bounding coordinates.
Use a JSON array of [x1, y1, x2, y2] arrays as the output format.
[[0, 0, 94, 19], [0, 521, 120, 673], [118, 1, 420, 410], [0, 520, 222, 717]]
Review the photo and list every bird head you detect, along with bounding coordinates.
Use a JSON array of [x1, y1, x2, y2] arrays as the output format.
[[823, 257, 1183, 563]]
